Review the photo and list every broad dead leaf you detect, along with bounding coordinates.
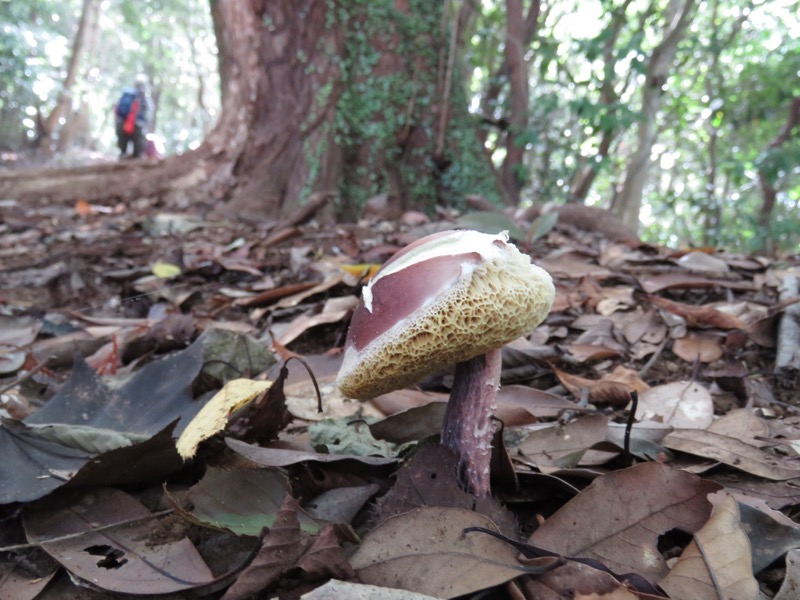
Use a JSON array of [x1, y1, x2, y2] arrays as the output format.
[[521, 558, 644, 600], [775, 549, 800, 600], [528, 463, 720, 579], [221, 495, 307, 600], [351, 507, 527, 598], [672, 332, 724, 363], [300, 579, 440, 599], [24, 488, 214, 595], [660, 493, 758, 600], [648, 296, 744, 329], [515, 415, 612, 469], [554, 365, 649, 407], [636, 381, 714, 429], [662, 429, 800, 480]]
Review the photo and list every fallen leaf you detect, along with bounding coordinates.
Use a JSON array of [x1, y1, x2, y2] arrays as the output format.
[[176, 378, 271, 459], [554, 366, 649, 407], [304, 484, 380, 524], [226, 437, 397, 467], [521, 558, 643, 599], [152, 261, 182, 278], [707, 409, 768, 444], [351, 507, 527, 599], [775, 549, 800, 600], [672, 332, 724, 363], [659, 493, 758, 600], [675, 251, 731, 276], [275, 295, 359, 346], [737, 496, 800, 573], [639, 273, 756, 294], [221, 495, 307, 600], [515, 415, 611, 469], [24, 488, 215, 595], [662, 429, 800, 480], [528, 463, 721, 579], [636, 381, 714, 429], [0, 562, 56, 600], [168, 466, 320, 536], [649, 296, 745, 330], [296, 523, 355, 581], [300, 579, 440, 599], [563, 343, 623, 362]]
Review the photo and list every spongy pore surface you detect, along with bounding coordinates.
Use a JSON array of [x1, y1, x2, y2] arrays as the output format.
[[337, 234, 555, 400]]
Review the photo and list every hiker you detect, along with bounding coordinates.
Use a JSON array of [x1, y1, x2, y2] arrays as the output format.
[[114, 75, 152, 159]]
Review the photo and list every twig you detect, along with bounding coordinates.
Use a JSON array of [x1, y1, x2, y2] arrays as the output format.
[[624, 390, 638, 464], [0, 509, 174, 553], [0, 358, 53, 396]]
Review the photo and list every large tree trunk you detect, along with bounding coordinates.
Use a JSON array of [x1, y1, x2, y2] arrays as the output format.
[[756, 95, 800, 254], [36, 0, 100, 156], [1, 0, 496, 223], [613, 0, 695, 231]]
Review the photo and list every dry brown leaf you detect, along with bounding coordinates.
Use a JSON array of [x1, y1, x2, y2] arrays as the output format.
[[595, 286, 636, 316], [275, 296, 359, 346], [639, 273, 754, 294], [497, 385, 582, 419], [662, 429, 800, 480], [528, 463, 721, 579], [621, 309, 667, 345], [24, 488, 215, 595], [659, 493, 758, 600], [351, 507, 526, 599], [554, 365, 649, 407], [649, 296, 745, 330], [295, 524, 355, 581], [221, 495, 307, 600], [636, 381, 714, 429], [672, 332, 724, 363], [675, 251, 731, 276], [563, 343, 623, 363], [515, 415, 611, 469], [707, 409, 769, 444], [521, 558, 642, 600], [775, 549, 800, 600]]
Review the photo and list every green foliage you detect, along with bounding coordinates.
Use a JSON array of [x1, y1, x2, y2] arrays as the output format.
[[326, 0, 497, 213], [460, 0, 798, 251]]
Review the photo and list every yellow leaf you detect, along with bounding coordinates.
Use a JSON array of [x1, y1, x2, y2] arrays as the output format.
[[152, 261, 182, 279], [339, 263, 382, 281], [176, 378, 271, 459]]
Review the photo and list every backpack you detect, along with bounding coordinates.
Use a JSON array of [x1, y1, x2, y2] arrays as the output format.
[[116, 90, 138, 118]]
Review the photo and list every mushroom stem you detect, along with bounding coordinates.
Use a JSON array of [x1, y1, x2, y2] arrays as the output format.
[[440, 347, 502, 497]]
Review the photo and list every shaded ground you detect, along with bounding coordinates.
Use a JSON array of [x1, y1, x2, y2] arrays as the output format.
[[1, 191, 800, 599]]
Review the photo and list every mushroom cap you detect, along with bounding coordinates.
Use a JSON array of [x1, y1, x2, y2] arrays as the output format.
[[337, 230, 555, 400]]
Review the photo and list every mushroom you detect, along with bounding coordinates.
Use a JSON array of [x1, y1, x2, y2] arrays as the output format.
[[337, 229, 554, 497]]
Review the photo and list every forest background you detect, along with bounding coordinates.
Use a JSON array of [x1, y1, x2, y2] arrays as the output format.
[[0, 0, 798, 254]]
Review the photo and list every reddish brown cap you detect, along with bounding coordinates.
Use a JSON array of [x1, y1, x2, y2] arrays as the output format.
[[337, 230, 555, 399]]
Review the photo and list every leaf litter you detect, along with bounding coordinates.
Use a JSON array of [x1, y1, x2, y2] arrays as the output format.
[[0, 194, 800, 598]]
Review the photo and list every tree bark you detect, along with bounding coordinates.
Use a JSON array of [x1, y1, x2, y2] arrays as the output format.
[[613, 0, 695, 231], [568, 0, 633, 202], [756, 95, 800, 254], [36, 0, 99, 156]]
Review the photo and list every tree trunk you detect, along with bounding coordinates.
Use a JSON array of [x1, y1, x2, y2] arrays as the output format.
[[568, 0, 633, 203], [756, 95, 800, 254], [1, 1, 497, 222], [613, 0, 695, 231], [36, 0, 100, 156]]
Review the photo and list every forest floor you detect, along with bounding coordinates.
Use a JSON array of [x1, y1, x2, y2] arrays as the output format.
[[1, 190, 800, 599]]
